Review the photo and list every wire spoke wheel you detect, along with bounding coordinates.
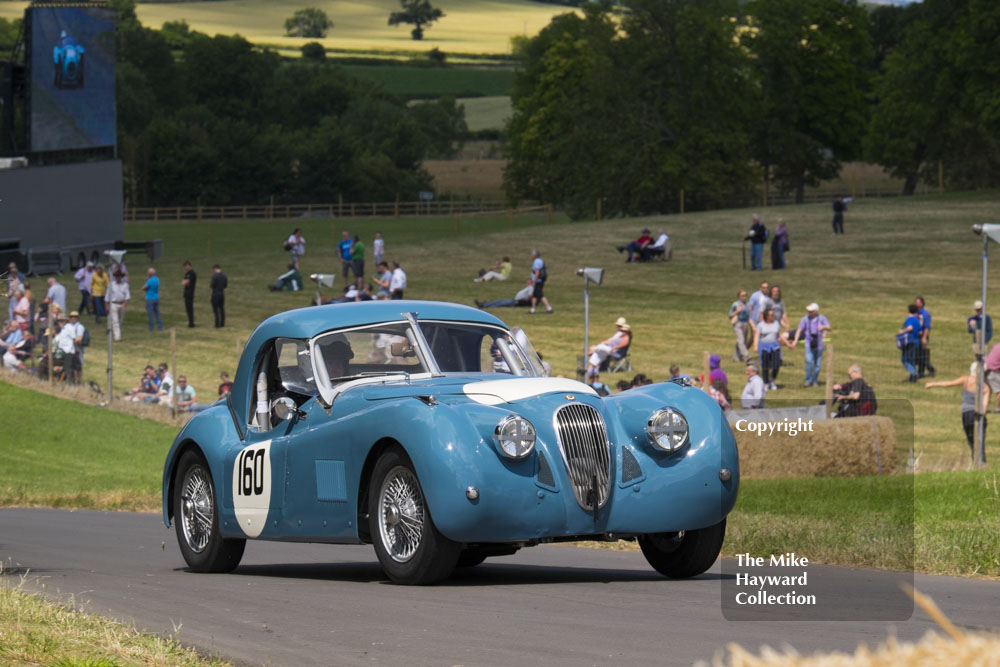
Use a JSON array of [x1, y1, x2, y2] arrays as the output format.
[[378, 466, 426, 563], [180, 464, 214, 554]]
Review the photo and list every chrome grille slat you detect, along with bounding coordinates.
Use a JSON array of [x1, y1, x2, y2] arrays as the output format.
[[553, 403, 612, 510]]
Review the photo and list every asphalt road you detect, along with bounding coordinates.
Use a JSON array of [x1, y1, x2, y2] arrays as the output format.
[[2, 508, 998, 666]]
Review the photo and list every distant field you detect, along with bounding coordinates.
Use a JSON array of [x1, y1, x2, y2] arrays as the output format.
[[344, 65, 514, 98], [0, 0, 574, 55], [457, 95, 513, 130]]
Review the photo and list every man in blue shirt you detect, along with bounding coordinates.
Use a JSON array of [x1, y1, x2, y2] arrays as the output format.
[[968, 300, 993, 349], [142, 267, 163, 331], [897, 303, 922, 382], [915, 296, 936, 378], [338, 231, 353, 282]]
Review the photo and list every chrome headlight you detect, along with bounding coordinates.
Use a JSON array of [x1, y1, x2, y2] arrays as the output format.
[[493, 415, 536, 460], [646, 408, 689, 452]]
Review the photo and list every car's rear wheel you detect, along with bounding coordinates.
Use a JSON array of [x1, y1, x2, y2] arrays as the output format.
[[369, 447, 459, 585], [173, 450, 245, 573], [456, 549, 488, 568], [638, 519, 726, 579]]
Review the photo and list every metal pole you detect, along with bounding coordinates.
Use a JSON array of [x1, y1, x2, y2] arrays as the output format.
[[583, 279, 590, 379], [105, 314, 112, 405], [976, 235, 988, 466]]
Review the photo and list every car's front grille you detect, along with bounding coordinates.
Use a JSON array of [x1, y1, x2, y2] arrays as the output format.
[[553, 403, 611, 510]]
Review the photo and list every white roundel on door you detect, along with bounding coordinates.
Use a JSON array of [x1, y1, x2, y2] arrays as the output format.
[[232, 440, 272, 538]]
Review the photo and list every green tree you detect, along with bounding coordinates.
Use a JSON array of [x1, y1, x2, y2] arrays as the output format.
[[301, 41, 326, 60], [867, 0, 1000, 192], [743, 0, 873, 203], [505, 1, 755, 218], [285, 8, 332, 38], [0, 17, 21, 52], [388, 0, 444, 41]]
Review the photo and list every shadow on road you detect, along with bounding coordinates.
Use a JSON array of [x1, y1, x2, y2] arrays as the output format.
[[207, 561, 733, 586]]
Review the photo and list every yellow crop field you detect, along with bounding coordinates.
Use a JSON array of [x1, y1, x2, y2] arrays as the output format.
[[0, 1, 574, 55]]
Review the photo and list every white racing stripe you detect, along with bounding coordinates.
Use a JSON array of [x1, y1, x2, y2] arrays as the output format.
[[462, 377, 597, 405]]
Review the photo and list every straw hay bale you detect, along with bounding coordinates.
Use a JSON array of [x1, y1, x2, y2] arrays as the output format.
[[707, 631, 1000, 667], [705, 588, 1000, 666], [734, 416, 896, 479]]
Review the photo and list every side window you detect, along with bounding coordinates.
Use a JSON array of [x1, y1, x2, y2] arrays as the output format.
[[275, 338, 316, 397], [249, 338, 312, 433]]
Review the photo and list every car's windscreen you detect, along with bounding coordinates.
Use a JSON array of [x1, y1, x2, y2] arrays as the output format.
[[419, 321, 542, 376], [312, 321, 542, 382]]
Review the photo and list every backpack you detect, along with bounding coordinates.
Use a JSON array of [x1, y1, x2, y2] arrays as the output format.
[[537, 263, 548, 282], [80, 325, 91, 347]]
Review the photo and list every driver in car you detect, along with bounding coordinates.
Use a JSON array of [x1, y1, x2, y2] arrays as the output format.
[[322, 339, 355, 381]]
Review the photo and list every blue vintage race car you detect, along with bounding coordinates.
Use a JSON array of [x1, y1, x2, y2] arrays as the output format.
[[53, 31, 85, 89], [162, 301, 739, 584]]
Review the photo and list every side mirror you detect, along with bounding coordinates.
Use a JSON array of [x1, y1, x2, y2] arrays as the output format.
[[271, 396, 300, 422]]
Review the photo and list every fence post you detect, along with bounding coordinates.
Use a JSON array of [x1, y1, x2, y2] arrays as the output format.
[[702, 351, 710, 391], [269, 195, 275, 219], [679, 189, 685, 215], [170, 328, 177, 419], [547, 203, 553, 225], [47, 325, 53, 383], [596, 199, 602, 221], [394, 194, 400, 218]]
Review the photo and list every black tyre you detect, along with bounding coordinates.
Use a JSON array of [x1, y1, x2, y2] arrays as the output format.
[[638, 519, 726, 579], [368, 447, 460, 585], [456, 549, 488, 568], [173, 449, 245, 573]]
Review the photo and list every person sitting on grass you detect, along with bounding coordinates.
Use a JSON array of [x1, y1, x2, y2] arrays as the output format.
[[174, 375, 199, 412], [127, 365, 160, 401], [617, 228, 653, 263], [475, 257, 512, 282], [269, 263, 302, 291]]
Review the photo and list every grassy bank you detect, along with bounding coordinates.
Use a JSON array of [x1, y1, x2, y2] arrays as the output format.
[[0, 574, 227, 666], [0, 382, 175, 511]]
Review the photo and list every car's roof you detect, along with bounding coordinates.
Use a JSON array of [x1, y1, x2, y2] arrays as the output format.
[[250, 300, 506, 341], [228, 301, 511, 433]]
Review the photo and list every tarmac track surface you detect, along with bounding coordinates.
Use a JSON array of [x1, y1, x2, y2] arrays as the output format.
[[2, 508, 999, 666]]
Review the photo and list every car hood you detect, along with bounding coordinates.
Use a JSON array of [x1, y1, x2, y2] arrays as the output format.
[[360, 375, 597, 405]]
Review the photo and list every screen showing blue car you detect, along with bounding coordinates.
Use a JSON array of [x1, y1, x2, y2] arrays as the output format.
[[30, 6, 116, 152]]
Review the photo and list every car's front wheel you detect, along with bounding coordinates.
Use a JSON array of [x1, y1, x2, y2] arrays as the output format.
[[638, 519, 726, 579], [369, 447, 460, 585], [173, 449, 245, 573]]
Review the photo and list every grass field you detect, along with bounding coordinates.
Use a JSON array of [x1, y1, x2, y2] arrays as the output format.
[[40, 191, 988, 472], [345, 65, 514, 98], [0, 0, 573, 55]]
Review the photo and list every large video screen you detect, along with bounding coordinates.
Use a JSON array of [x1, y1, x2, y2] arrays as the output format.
[[30, 5, 116, 152]]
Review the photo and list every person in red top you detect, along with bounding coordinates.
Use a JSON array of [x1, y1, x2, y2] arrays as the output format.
[[618, 228, 653, 263]]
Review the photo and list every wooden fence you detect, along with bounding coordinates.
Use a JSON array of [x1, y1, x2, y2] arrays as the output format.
[[125, 199, 531, 223]]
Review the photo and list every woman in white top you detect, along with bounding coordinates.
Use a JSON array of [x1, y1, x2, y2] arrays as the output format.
[[754, 308, 792, 390]]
